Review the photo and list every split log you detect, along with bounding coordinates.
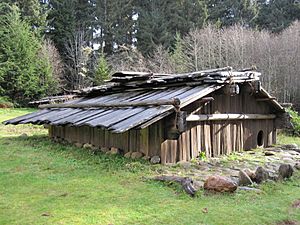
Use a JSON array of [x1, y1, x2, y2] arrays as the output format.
[[187, 113, 276, 122], [39, 98, 181, 109], [152, 175, 197, 197]]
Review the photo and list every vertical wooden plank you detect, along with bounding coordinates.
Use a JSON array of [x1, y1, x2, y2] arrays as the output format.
[[161, 140, 167, 164], [140, 128, 149, 156]]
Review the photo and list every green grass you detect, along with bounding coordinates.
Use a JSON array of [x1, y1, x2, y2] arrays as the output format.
[[0, 109, 300, 225]]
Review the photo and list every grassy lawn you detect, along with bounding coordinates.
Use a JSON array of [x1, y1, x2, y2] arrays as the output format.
[[0, 109, 300, 225]]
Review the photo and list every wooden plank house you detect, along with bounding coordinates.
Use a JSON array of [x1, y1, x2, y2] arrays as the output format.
[[4, 67, 289, 164]]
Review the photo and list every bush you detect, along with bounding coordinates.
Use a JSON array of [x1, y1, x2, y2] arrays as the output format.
[[287, 108, 300, 136], [0, 96, 14, 108]]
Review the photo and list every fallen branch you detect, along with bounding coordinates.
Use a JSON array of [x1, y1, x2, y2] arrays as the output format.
[[152, 175, 197, 197]]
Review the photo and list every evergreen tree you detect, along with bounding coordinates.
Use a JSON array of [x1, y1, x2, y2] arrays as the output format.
[[255, 0, 300, 33], [94, 53, 110, 85], [0, 3, 58, 105], [136, 0, 207, 55], [94, 0, 135, 55], [2, 0, 47, 32], [206, 0, 259, 27]]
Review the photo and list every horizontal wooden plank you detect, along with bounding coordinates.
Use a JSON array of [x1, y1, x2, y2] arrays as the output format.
[[187, 113, 276, 121]]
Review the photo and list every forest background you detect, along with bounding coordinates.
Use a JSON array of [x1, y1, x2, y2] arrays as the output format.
[[0, 0, 299, 108]]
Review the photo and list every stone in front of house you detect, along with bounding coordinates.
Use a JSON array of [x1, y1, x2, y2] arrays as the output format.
[[238, 170, 253, 186], [150, 156, 161, 164], [110, 147, 120, 155], [204, 175, 238, 193], [177, 161, 191, 169], [281, 144, 298, 150], [131, 152, 143, 159], [278, 164, 294, 179], [124, 152, 132, 158], [83, 143, 93, 149], [264, 151, 275, 156], [255, 167, 269, 184], [244, 168, 256, 181], [74, 142, 83, 148], [100, 147, 109, 153]]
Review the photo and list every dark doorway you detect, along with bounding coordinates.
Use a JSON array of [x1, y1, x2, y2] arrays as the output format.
[[257, 130, 264, 147]]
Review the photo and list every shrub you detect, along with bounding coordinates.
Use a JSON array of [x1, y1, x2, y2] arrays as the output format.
[[287, 108, 300, 136], [0, 96, 14, 108]]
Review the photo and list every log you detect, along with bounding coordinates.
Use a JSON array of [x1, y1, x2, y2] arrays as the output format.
[[256, 98, 276, 101], [152, 175, 197, 197], [186, 113, 276, 122], [39, 98, 181, 109]]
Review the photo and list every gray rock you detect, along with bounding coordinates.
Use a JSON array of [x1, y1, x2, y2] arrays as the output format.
[[244, 168, 256, 181], [281, 144, 298, 149], [177, 160, 191, 169], [124, 152, 132, 158], [110, 147, 120, 155], [278, 164, 294, 179], [131, 152, 143, 159], [83, 143, 93, 149], [74, 143, 83, 148], [264, 151, 275, 156], [255, 167, 269, 184], [100, 147, 109, 153], [193, 180, 204, 190], [294, 162, 300, 170], [238, 170, 253, 186], [150, 156, 160, 164]]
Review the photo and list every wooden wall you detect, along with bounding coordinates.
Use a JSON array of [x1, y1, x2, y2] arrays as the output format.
[[49, 85, 278, 164], [160, 87, 278, 164], [49, 120, 163, 157]]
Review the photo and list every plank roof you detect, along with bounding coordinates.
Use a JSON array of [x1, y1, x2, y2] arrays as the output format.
[[4, 67, 284, 132]]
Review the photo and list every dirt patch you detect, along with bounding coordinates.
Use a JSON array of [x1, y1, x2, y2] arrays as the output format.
[[292, 199, 300, 208], [276, 220, 299, 225]]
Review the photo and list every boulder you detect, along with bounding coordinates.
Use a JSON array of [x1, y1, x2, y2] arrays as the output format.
[[131, 152, 143, 159], [264, 151, 275, 156], [238, 170, 253, 186], [124, 152, 132, 158], [74, 143, 83, 148], [150, 156, 161, 164], [83, 143, 93, 149], [177, 161, 191, 169], [204, 175, 238, 193], [244, 168, 256, 180], [294, 162, 300, 170], [281, 144, 298, 150], [110, 147, 120, 155], [255, 167, 269, 184], [100, 147, 109, 153], [278, 164, 294, 179]]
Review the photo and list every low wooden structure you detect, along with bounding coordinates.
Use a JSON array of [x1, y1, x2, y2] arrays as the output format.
[[4, 67, 289, 164]]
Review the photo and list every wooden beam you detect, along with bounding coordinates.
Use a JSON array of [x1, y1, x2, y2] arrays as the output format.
[[186, 113, 276, 122], [39, 98, 181, 109], [256, 98, 276, 102]]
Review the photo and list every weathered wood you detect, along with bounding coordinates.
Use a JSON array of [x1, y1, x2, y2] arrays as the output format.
[[39, 98, 181, 109], [187, 113, 276, 121], [152, 175, 197, 197], [256, 98, 276, 101]]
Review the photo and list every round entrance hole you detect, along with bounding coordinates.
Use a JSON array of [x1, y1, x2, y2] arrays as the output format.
[[257, 130, 264, 147]]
